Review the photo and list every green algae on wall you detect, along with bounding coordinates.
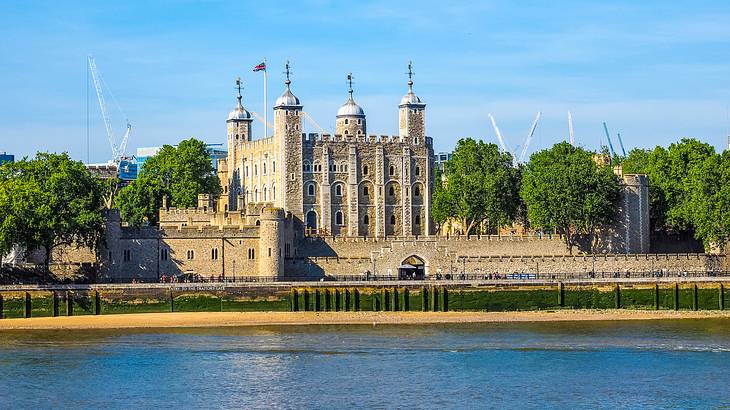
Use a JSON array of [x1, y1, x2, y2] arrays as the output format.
[[618, 286, 655, 309], [1, 292, 27, 318], [448, 287, 560, 311], [29, 292, 55, 317], [100, 289, 172, 314], [172, 293, 221, 312]]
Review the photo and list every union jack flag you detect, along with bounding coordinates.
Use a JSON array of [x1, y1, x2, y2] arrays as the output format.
[[253, 62, 266, 72]]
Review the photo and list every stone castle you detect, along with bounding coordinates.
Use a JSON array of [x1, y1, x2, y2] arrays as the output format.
[[65, 62, 702, 282]]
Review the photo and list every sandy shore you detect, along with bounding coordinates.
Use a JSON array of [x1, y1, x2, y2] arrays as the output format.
[[1, 310, 730, 330]]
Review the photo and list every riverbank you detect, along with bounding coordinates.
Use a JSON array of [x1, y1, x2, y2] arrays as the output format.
[[2, 310, 730, 330]]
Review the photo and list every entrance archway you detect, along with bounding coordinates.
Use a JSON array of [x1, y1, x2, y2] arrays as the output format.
[[305, 210, 318, 234], [399, 255, 426, 280]]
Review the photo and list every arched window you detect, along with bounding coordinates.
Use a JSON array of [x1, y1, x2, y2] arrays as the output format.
[[245, 166, 249, 177], [272, 185, 276, 200], [335, 184, 343, 196], [390, 215, 396, 225], [363, 165, 369, 175], [335, 211, 344, 226], [303, 161, 312, 172], [272, 161, 276, 172], [329, 162, 336, 172], [344, 118, 349, 125], [341, 163, 348, 172], [313, 161, 321, 172], [263, 187, 268, 201], [414, 186, 420, 197], [254, 164, 258, 176], [307, 183, 315, 196], [389, 165, 395, 176], [415, 166, 420, 176], [255, 189, 259, 202], [363, 214, 369, 225], [389, 186, 395, 196], [255, 220, 260, 226], [263, 162, 267, 175], [357, 119, 362, 125], [415, 215, 421, 225], [363, 186, 369, 196], [344, 130, 349, 135]]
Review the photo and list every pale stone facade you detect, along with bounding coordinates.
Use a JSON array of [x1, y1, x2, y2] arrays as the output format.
[[217, 65, 434, 239]]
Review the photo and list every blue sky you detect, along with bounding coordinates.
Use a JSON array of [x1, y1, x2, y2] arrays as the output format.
[[1, 0, 729, 163]]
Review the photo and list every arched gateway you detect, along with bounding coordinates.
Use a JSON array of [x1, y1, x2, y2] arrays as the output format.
[[399, 255, 426, 280]]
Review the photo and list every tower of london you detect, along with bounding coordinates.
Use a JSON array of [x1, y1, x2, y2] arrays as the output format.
[[216, 62, 435, 238], [87, 62, 654, 282]]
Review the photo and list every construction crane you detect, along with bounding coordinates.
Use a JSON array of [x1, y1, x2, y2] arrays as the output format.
[[87, 55, 131, 167], [251, 111, 274, 130], [568, 111, 575, 146], [488, 113, 510, 154], [616, 132, 627, 156], [518, 111, 541, 163], [602, 122, 617, 158], [302, 111, 331, 135]]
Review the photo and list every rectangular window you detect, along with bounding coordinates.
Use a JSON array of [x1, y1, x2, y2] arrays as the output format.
[[211, 248, 218, 260], [268, 248, 272, 257], [160, 248, 168, 261], [187, 250, 194, 260], [123, 249, 131, 262]]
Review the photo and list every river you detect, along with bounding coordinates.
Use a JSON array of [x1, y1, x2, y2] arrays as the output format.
[[1, 319, 729, 408]]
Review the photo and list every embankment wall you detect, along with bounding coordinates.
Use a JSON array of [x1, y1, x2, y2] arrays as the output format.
[[2, 279, 729, 317]]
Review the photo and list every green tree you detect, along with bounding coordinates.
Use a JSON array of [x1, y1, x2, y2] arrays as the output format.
[[685, 152, 730, 250], [116, 138, 221, 226], [0, 153, 105, 268], [520, 142, 620, 253], [433, 138, 521, 235], [621, 148, 650, 174]]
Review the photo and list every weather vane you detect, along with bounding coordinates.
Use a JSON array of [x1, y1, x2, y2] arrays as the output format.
[[347, 72, 354, 96]]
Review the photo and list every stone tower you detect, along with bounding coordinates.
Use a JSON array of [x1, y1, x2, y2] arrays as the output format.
[[399, 62, 426, 141], [258, 207, 285, 277], [226, 78, 253, 210], [273, 62, 304, 219], [335, 73, 366, 136]]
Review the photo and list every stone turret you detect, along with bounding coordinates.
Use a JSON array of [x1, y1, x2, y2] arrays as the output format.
[[258, 207, 285, 277], [274, 61, 304, 220], [335, 73, 366, 136], [225, 78, 253, 211], [399, 62, 426, 142]]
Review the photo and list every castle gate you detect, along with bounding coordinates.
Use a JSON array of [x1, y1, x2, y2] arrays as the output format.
[[399, 255, 426, 280]]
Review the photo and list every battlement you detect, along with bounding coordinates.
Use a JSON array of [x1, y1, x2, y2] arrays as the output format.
[[237, 136, 274, 149], [301, 133, 432, 146]]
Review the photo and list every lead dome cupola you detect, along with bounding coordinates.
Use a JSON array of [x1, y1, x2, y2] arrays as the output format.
[[274, 61, 301, 108], [399, 62, 425, 107], [336, 73, 365, 117], [228, 77, 252, 121]]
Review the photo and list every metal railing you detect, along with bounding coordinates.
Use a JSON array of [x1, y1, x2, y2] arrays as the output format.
[[94, 270, 730, 284]]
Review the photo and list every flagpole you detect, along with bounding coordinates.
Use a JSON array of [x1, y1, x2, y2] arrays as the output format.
[[263, 58, 267, 138]]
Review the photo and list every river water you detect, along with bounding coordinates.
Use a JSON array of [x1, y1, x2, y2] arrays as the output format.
[[1, 319, 730, 409]]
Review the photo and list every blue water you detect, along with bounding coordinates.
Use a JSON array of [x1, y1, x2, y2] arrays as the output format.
[[2, 320, 730, 409]]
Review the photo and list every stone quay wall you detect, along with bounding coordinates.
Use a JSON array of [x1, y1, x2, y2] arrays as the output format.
[[2, 279, 730, 317]]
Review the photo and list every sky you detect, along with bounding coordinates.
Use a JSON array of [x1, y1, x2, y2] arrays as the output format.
[[1, 0, 729, 163]]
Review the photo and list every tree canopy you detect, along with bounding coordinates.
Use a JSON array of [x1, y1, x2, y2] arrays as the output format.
[[116, 138, 221, 226], [432, 138, 521, 235], [0, 153, 105, 267], [520, 142, 620, 253]]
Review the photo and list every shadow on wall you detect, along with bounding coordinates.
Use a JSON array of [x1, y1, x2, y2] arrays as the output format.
[[650, 232, 704, 254]]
